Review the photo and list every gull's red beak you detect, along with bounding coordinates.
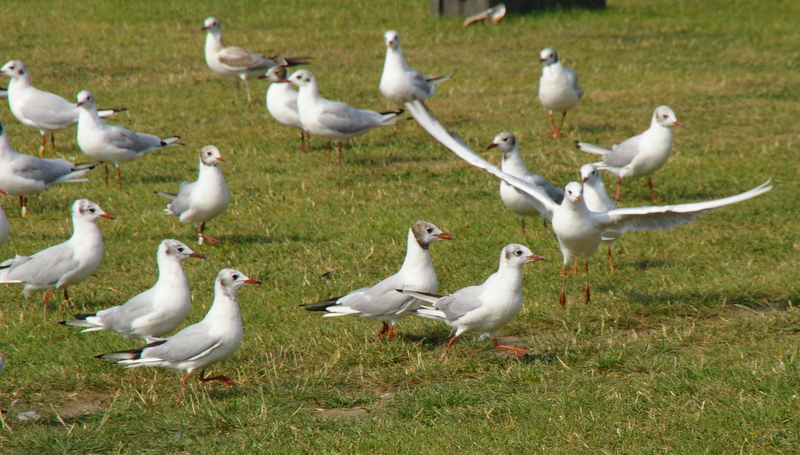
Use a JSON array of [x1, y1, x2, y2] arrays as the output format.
[[435, 232, 455, 241], [486, 143, 499, 150], [673, 121, 684, 128], [528, 254, 547, 261], [189, 252, 207, 260], [100, 213, 116, 220], [244, 279, 263, 285], [0, 189, 7, 195], [217, 156, 228, 163]]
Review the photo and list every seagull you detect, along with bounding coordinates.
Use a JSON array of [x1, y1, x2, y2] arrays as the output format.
[[97, 268, 261, 402], [304, 220, 454, 340], [404, 100, 772, 306], [258, 65, 309, 153], [288, 69, 404, 165], [76, 90, 180, 187], [580, 164, 619, 273], [60, 239, 206, 340], [156, 145, 229, 245], [0, 60, 125, 156], [0, 121, 97, 216], [403, 244, 546, 358], [538, 48, 582, 139], [487, 132, 564, 234], [202, 17, 310, 106], [379, 30, 451, 108], [577, 105, 683, 202], [0, 199, 114, 308]]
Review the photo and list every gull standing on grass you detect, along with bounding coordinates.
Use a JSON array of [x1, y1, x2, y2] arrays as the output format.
[[0, 60, 125, 156], [60, 239, 206, 340], [156, 145, 229, 245], [0, 121, 97, 216], [289, 69, 404, 165], [580, 164, 619, 274], [76, 90, 180, 187], [0, 199, 114, 308], [403, 244, 546, 358], [202, 17, 310, 106], [404, 100, 772, 306], [379, 30, 451, 107], [487, 132, 564, 234], [577, 105, 683, 202], [538, 48, 582, 139], [97, 269, 261, 402], [259, 65, 309, 153], [304, 221, 454, 340]]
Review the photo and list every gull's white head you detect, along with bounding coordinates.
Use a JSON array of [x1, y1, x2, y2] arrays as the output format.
[[199, 145, 227, 166], [564, 182, 584, 204], [72, 199, 115, 222], [384, 30, 400, 50], [1, 60, 27, 79], [486, 131, 517, 155], [202, 17, 221, 32], [160, 239, 206, 261], [580, 163, 601, 184], [76, 90, 96, 109], [216, 268, 262, 294], [653, 105, 682, 128], [411, 220, 454, 249], [502, 244, 546, 267], [259, 65, 289, 83], [287, 69, 315, 88], [539, 48, 559, 66]]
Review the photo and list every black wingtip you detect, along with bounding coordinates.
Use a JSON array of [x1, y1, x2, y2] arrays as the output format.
[[380, 109, 404, 116]]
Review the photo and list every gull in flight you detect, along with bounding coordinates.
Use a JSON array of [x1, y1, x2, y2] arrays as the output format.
[[288, 69, 404, 165], [538, 48, 582, 139], [403, 244, 546, 358], [404, 100, 772, 306], [487, 132, 564, 234], [60, 239, 206, 340], [0, 199, 114, 308], [0, 121, 97, 216], [259, 65, 309, 153], [0, 60, 125, 156], [379, 30, 451, 108], [76, 90, 180, 187], [304, 221, 453, 340], [97, 269, 261, 402], [577, 105, 683, 202], [156, 145, 229, 245], [202, 17, 310, 106]]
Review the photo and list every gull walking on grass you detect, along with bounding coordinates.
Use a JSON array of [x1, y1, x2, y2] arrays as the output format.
[[304, 221, 453, 340], [156, 146, 229, 245], [97, 269, 261, 402], [538, 48, 582, 139], [379, 30, 451, 107], [259, 65, 309, 153], [61, 239, 205, 340]]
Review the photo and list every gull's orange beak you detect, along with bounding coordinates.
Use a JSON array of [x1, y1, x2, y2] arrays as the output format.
[[435, 232, 455, 241], [100, 213, 116, 220], [486, 143, 499, 150], [245, 279, 263, 285], [189, 252, 207, 260], [528, 255, 547, 261]]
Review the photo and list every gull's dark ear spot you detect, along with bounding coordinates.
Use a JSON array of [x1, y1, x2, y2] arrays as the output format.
[[504, 248, 511, 261]]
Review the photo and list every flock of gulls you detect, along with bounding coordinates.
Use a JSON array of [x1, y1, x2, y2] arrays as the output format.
[[0, 16, 773, 401]]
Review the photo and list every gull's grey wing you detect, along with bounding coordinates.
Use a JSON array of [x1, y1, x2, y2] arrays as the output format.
[[410, 71, 435, 98], [318, 101, 382, 135], [141, 323, 221, 362], [564, 68, 583, 98], [601, 134, 644, 168], [10, 154, 74, 183], [598, 180, 773, 234], [1, 243, 79, 285], [99, 290, 157, 331], [218, 46, 273, 71], [166, 181, 196, 216], [434, 285, 484, 321], [405, 100, 560, 218], [519, 173, 565, 205], [104, 125, 163, 153], [18, 91, 79, 128], [334, 274, 414, 316]]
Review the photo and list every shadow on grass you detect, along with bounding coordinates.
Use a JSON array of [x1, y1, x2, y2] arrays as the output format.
[[616, 288, 795, 313]]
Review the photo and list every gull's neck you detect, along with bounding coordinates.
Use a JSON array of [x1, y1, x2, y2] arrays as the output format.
[[203, 281, 242, 325], [0, 134, 15, 158], [8, 72, 31, 90], [198, 159, 226, 188], [155, 253, 188, 289], [500, 146, 532, 178], [297, 81, 321, 105], [69, 216, 103, 247], [398, 228, 434, 276], [384, 46, 407, 71], [542, 61, 565, 78], [492, 257, 524, 295]]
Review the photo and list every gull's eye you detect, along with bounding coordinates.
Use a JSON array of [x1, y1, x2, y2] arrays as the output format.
[[88, 207, 96, 213], [177, 247, 184, 253], [515, 249, 523, 256], [232, 274, 239, 280], [426, 228, 433, 234]]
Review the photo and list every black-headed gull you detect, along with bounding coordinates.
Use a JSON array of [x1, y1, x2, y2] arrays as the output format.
[[404, 244, 545, 358], [60, 239, 205, 340], [404, 100, 772, 306], [487, 132, 564, 234], [577, 105, 683, 202], [202, 17, 310, 106], [379, 30, 451, 107], [0, 199, 114, 308], [97, 268, 261, 402], [156, 145, 229, 245], [0, 121, 97, 216], [580, 164, 619, 273], [76, 90, 180, 187], [258, 65, 309, 153], [288, 69, 404, 165], [0, 60, 125, 156], [305, 221, 453, 340], [538, 48, 582, 139]]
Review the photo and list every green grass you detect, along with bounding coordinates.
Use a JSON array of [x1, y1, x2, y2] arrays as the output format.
[[1, 0, 800, 452]]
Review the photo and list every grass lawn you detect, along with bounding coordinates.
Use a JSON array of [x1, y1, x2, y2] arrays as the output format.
[[1, 0, 799, 453]]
